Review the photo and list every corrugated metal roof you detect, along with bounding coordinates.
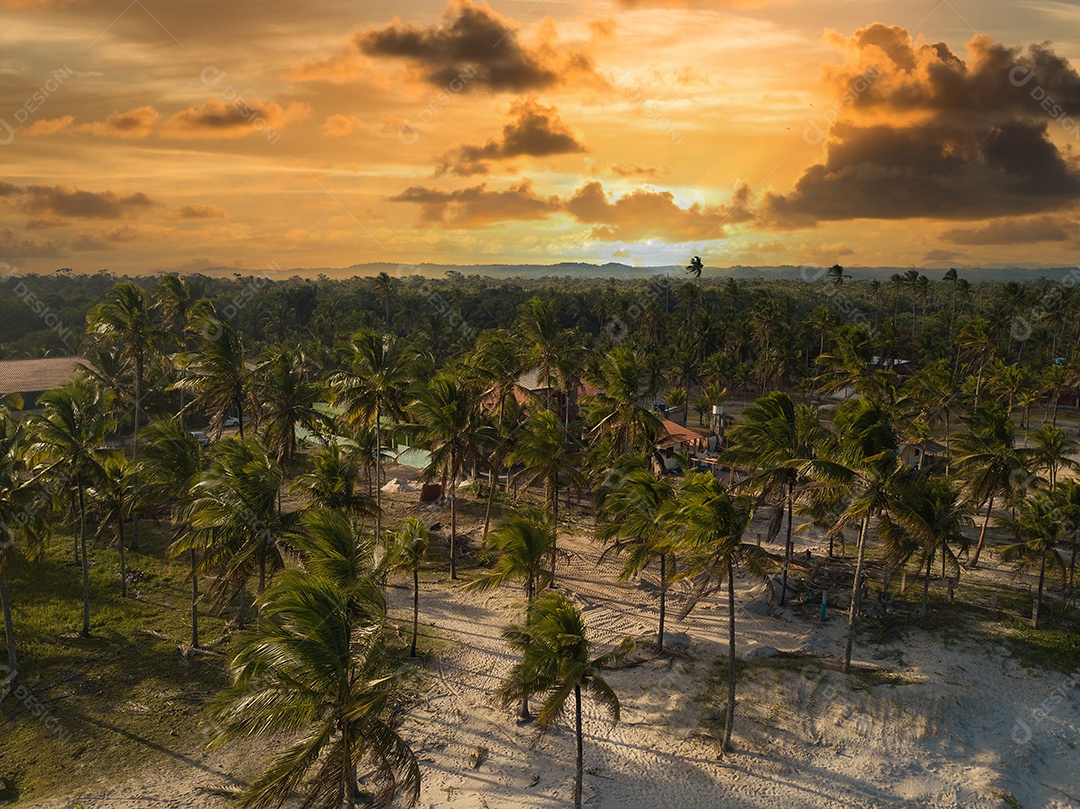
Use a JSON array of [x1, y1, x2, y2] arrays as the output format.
[[0, 357, 84, 395]]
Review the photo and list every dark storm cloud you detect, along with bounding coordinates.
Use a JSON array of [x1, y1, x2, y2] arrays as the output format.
[[942, 215, 1075, 245], [436, 100, 586, 176], [766, 25, 1080, 227], [358, 1, 600, 93], [387, 180, 561, 226]]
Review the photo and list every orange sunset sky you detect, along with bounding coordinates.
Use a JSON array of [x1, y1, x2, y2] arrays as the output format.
[[3, 0, 1080, 275]]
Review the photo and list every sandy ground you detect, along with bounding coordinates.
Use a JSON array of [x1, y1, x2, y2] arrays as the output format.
[[28, 493, 1080, 809]]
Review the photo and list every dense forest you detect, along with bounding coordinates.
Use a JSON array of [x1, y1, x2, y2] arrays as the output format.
[[1, 266, 1078, 808]]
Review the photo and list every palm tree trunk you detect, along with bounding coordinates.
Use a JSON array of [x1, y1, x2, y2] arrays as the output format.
[[969, 496, 994, 569], [1068, 528, 1078, 601], [375, 405, 383, 542], [343, 720, 356, 809], [131, 361, 140, 551], [237, 582, 247, 630], [922, 549, 933, 621], [657, 553, 666, 653], [450, 455, 458, 581], [779, 480, 793, 607], [0, 568, 17, 697], [258, 554, 266, 629], [574, 684, 583, 809], [550, 478, 559, 582], [843, 513, 870, 673], [410, 564, 419, 658], [723, 558, 736, 754], [118, 520, 127, 598], [190, 549, 199, 648], [79, 485, 90, 639], [1034, 552, 1047, 629], [483, 463, 497, 543]]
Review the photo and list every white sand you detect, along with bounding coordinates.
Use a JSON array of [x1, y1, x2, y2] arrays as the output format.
[[29, 515, 1080, 809]]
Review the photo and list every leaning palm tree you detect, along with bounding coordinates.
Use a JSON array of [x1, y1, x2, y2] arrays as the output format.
[[595, 456, 676, 652], [173, 313, 258, 439], [407, 374, 477, 580], [499, 591, 632, 809], [136, 418, 204, 647], [208, 571, 420, 809], [669, 472, 758, 753], [26, 379, 117, 638], [329, 328, 414, 541], [723, 391, 827, 606], [507, 409, 582, 580], [388, 517, 429, 658], [176, 437, 285, 629], [999, 494, 1066, 629], [87, 280, 176, 550]]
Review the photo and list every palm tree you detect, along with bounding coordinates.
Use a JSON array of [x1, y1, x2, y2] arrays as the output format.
[[408, 374, 477, 580], [291, 444, 377, 522], [0, 403, 50, 696], [26, 379, 117, 638], [516, 297, 564, 412], [1023, 424, 1079, 489], [329, 328, 414, 541], [254, 345, 328, 490], [595, 456, 675, 652], [464, 511, 554, 607], [173, 313, 258, 438], [154, 272, 193, 339], [999, 494, 1066, 629], [135, 418, 204, 647], [507, 409, 581, 580], [388, 517, 429, 658], [177, 437, 285, 629], [86, 280, 176, 550], [685, 255, 703, 279], [952, 404, 1023, 569], [806, 397, 903, 673], [723, 391, 827, 606], [826, 264, 850, 286], [208, 572, 419, 809], [582, 347, 664, 461], [90, 454, 136, 598], [670, 472, 757, 753], [1052, 480, 1080, 601], [881, 476, 972, 620], [499, 591, 632, 809]]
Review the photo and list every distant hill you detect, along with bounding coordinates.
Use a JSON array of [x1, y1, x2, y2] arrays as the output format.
[[171, 261, 1079, 283]]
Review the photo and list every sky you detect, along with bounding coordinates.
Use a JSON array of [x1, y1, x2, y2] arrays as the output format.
[[4, 0, 1080, 276]]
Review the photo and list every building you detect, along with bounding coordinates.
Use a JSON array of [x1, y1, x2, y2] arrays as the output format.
[[0, 356, 85, 410]]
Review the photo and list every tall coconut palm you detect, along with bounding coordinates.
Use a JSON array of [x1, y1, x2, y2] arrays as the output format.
[[177, 437, 285, 629], [723, 391, 827, 606], [595, 456, 676, 652], [135, 418, 204, 647], [0, 402, 50, 696], [87, 280, 176, 550], [408, 374, 477, 580], [388, 517, 429, 658], [507, 409, 582, 580], [499, 591, 632, 809], [153, 272, 193, 339], [173, 313, 258, 439], [516, 297, 564, 412], [254, 344, 327, 481], [1052, 480, 1080, 600], [806, 397, 903, 673], [582, 347, 664, 461], [670, 472, 757, 753], [1023, 424, 1079, 489], [291, 443, 377, 522], [26, 379, 117, 638], [999, 494, 1066, 629], [208, 572, 419, 809], [329, 328, 414, 541], [880, 476, 972, 620], [90, 454, 136, 598], [952, 404, 1023, 569]]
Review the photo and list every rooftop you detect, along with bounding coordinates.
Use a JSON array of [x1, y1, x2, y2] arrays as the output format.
[[0, 357, 85, 396]]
